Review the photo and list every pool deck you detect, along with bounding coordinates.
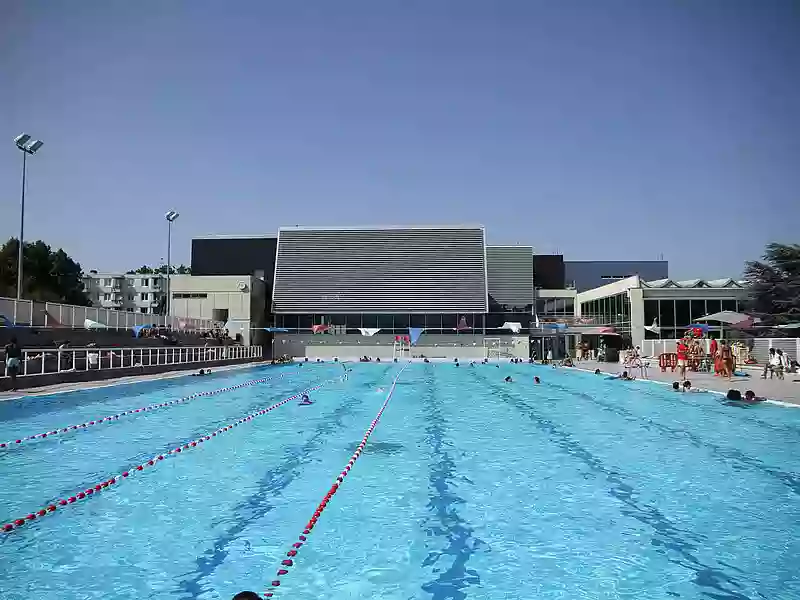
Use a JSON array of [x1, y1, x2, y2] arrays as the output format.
[[577, 360, 800, 407], [0, 362, 265, 402]]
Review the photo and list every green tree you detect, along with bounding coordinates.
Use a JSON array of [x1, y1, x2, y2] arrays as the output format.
[[0, 238, 92, 305], [125, 264, 191, 275], [743, 242, 800, 326]]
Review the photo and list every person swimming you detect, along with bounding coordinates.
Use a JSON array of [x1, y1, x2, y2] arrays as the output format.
[[534, 376, 540, 384], [504, 376, 513, 383], [607, 370, 635, 381], [299, 394, 313, 405]]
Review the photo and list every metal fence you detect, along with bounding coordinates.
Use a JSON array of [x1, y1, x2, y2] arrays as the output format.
[[2, 345, 262, 378], [0, 296, 214, 331], [640, 338, 799, 365]]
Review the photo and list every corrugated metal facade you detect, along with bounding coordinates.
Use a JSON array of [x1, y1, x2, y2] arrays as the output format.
[[272, 227, 488, 314], [486, 246, 534, 310]]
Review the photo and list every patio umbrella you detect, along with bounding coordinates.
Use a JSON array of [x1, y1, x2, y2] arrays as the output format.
[[694, 311, 758, 326], [695, 310, 759, 340]]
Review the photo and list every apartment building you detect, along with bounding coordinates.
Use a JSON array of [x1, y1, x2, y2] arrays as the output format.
[[82, 272, 167, 314]]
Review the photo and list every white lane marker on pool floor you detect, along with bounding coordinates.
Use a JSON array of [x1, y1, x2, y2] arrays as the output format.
[[0, 369, 305, 449], [262, 364, 409, 598], [1, 376, 342, 534]]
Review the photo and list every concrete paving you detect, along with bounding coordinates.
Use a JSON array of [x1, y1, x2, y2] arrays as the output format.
[[0, 361, 266, 402], [576, 359, 800, 407]]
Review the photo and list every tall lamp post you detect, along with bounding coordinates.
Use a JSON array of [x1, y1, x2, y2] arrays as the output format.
[[164, 210, 180, 325], [13, 133, 44, 300]]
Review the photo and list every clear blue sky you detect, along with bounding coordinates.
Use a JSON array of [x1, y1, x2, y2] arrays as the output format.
[[2, 0, 798, 279]]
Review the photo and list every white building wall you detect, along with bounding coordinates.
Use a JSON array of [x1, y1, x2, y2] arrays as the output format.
[[169, 275, 264, 345]]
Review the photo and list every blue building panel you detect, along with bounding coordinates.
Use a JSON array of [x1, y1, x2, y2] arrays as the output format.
[[564, 260, 668, 292]]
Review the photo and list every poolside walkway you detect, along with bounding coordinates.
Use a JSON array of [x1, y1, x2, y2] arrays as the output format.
[[0, 362, 265, 402], [577, 360, 800, 406]]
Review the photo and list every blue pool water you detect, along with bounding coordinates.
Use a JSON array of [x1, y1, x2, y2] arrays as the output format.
[[1, 362, 799, 600]]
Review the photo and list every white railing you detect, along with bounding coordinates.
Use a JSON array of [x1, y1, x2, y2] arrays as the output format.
[[0, 296, 214, 332], [640, 338, 799, 365], [2, 345, 263, 378]]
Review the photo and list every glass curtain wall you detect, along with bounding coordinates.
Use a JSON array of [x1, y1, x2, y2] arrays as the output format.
[[274, 313, 488, 335], [643, 299, 740, 339], [579, 292, 632, 334]]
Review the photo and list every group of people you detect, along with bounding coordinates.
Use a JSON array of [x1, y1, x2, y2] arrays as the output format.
[[675, 337, 735, 380], [763, 347, 794, 380]]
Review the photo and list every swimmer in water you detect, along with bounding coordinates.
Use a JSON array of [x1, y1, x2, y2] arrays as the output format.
[[534, 376, 540, 384], [607, 370, 635, 381], [504, 376, 513, 383], [299, 394, 313, 405]]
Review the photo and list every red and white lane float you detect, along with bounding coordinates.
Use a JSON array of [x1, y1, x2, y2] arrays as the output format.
[[262, 365, 408, 598], [0, 370, 298, 450], [1, 377, 341, 534]]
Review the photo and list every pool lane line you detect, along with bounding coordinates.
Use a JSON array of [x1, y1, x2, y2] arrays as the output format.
[[1, 376, 343, 534], [0, 368, 302, 449], [262, 364, 409, 599]]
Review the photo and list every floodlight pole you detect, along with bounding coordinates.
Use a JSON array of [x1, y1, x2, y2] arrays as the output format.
[[17, 150, 27, 300], [14, 134, 43, 300], [164, 211, 179, 325]]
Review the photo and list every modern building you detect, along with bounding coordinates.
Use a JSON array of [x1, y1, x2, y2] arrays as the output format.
[[575, 275, 749, 347], [82, 272, 167, 315], [183, 224, 743, 358], [564, 260, 668, 292]]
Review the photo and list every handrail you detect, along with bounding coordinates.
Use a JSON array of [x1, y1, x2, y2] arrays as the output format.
[[2, 345, 263, 378]]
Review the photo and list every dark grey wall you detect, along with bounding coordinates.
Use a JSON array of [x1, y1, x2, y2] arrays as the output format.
[[191, 237, 277, 284], [532, 255, 565, 290], [564, 260, 668, 291]]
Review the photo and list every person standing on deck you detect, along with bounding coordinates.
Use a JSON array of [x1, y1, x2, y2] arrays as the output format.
[[3, 337, 23, 391], [709, 338, 719, 375], [676, 338, 689, 380]]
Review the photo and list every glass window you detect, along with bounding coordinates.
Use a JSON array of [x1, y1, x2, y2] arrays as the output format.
[[377, 314, 394, 330], [690, 300, 706, 322], [721, 300, 737, 312], [410, 313, 425, 328], [329, 314, 346, 326], [659, 300, 675, 326], [361, 314, 378, 328], [297, 314, 313, 330], [485, 312, 503, 330], [425, 314, 441, 331], [394, 313, 409, 331], [706, 300, 721, 315], [345, 314, 361, 329], [441, 314, 457, 331], [282, 314, 298, 330], [675, 300, 690, 328]]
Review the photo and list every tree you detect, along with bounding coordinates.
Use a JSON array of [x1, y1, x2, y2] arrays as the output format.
[[743, 242, 800, 326], [125, 264, 191, 275], [0, 238, 92, 305]]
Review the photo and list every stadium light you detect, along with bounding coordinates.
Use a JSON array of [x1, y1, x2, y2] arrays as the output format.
[[13, 133, 45, 300], [165, 210, 180, 322]]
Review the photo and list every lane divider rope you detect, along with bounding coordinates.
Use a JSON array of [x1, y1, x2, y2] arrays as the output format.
[[1, 376, 343, 533], [0, 369, 299, 449], [262, 364, 409, 598]]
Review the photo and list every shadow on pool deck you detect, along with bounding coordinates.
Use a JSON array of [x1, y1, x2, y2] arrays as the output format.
[[577, 360, 800, 406]]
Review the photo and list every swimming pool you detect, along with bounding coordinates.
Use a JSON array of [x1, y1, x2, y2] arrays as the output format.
[[1, 362, 798, 600]]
